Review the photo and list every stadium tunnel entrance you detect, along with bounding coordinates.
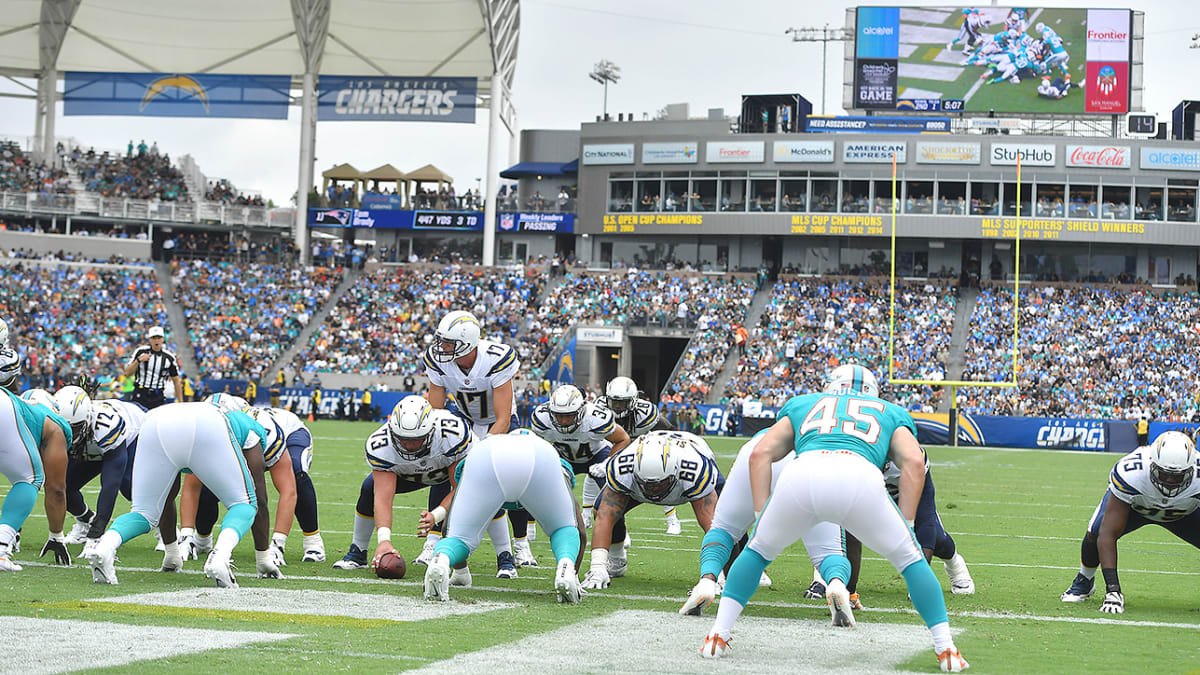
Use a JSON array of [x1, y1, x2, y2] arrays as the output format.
[[629, 335, 688, 402]]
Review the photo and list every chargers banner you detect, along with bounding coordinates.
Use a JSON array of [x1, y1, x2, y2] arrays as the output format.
[[318, 76, 476, 123], [63, 72, 290, 119], [550, 337, 576, 387], [912, 413, 1110, 451]]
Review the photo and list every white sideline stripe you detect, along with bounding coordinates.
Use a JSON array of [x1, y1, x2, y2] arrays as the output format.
[[98, 588, 516, 621], [256, 645, 432, 662], [406, 610, 936, 675], [956, 531, 1197, 548], [0, 616, 297, 675]]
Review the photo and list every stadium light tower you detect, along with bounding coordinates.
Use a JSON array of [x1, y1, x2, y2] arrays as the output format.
[[1192, 33, 1200, 49], [589, 60, 622, 119], [786, 25, 851, 115]]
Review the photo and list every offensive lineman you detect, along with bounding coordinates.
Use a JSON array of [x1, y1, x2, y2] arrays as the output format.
[[583, 431, 723, 590], [1060, 431, 1200, 613], [333, 396, 478, 586], [700, 365, 968, 672], [252, 405, 325, 561], [596, 376, 681, 534], [424, 430, 586, 603], [85, 402, 281, 586], [531, 384, 632, 550], [424, 310, 525, 575]]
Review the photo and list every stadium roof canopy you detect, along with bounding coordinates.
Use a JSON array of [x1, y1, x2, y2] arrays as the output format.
[[0, 0, 519, 94]]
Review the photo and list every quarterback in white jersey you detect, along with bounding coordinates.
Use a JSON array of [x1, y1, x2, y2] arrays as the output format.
[[424, 311, 520, 438], [583, 431, 724, 589], [63, 395, 148, 549], [1062, 431, 1200, 612]]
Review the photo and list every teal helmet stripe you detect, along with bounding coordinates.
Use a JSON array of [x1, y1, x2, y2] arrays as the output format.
[[852, 366, 862, 393]]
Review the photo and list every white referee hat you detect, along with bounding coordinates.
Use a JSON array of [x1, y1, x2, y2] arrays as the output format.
[[148, 326, 165, 338]]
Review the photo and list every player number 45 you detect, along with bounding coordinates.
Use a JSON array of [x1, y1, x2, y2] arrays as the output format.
[[799, 396, 886, 444]]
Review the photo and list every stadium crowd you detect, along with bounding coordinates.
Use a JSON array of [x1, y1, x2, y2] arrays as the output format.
[[0, 141, 71, 195], [70, 142, 188, 201], [173, 260, 343, 381], [205, 178, 266, 206]]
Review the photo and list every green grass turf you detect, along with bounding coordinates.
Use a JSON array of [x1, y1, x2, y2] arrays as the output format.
[[898, 8, 1088, 115], [2, 421, 1198, 673]]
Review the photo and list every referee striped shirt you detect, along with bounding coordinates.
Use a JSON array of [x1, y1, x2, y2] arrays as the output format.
[[131, 346, 179, 391]]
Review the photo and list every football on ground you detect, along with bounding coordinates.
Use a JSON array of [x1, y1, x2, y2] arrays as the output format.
[[374, 551, 406, 579]]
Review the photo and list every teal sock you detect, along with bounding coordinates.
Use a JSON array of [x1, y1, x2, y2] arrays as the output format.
[[548, 525, 580, 564], [219, 503, 257, 541], [0, 483, 38, 532], [901, 559, 949, 627], [818, 554, 851, 586], [110, 512, 152, 541], [433, 537, 471, 567], [722, 547, 771, 606], [699, 527, 735, 578]]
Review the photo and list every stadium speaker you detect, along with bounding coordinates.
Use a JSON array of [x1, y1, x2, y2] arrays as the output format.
[[1155, 122, 1168, 140]]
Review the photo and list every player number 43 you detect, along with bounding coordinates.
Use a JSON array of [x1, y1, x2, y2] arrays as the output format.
[[799, 396, 886, 444]]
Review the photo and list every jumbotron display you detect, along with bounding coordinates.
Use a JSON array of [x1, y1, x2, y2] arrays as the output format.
[[851, 6, 1133, 114]]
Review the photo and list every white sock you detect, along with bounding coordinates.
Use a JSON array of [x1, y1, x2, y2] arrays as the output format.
[[0, 524, 16, 548], [710, 597, 745, 639], [425, 533, 442, 547], [487, 516, 511, 556], [351, 514, 374, 550], [213, 527, 240, 556], [1079, 565, 1097, 580], [303, 533, 325, 549], [930, 621, 954, 652], [664, 506, 677, 518], [195, 533, 212, 548], [99, 529, 123, 552]]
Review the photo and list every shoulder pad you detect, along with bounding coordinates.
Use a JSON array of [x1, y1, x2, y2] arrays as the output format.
[[486, 345, 518, 377], [1109, 466, 1141, 497], [421, 348, 444, 376], [530, 406, 552, 431]]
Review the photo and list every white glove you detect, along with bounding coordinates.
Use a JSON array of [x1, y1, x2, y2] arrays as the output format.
[[255, 549, 285, 579], [179, 534, 199, 561], [161, 550, 183, 573], [581, 567, 610, 590], [1099, 591, 1124, 614], [269, 533, 288, 567], [679, 577, 718, 615], [587, 461, 608, 481]]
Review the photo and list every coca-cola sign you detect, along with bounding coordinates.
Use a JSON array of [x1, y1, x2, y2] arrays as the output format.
[[1066, 144, 1131, 169]]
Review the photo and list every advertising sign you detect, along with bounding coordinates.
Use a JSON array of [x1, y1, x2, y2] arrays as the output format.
[[1065, 144, 1131, 168], [806, 116, 950, 134], [641, 142, 698, 164], [63, 72, 291, 119], [843, 141, 907, 163], [706, 141, 765, 163], [773, 140, 835, 163], [1140, 147, 1200, 171], [317, 76, 476, 123], [497, 212, 576, 233], [307, 209, 485, 230], [851, 7, 1133, 114], [989, 143, 1057, 167], [916, 141, 981, 164], [360, 193, 403, 209], [413, 211, 483, 230], [582, 144, 635, 165]]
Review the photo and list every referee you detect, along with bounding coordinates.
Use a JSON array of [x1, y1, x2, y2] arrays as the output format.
[[123, 325, 181, 409]]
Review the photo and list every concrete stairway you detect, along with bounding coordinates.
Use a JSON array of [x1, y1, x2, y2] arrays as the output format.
[[704, 282, 774, 404], [262, 267, 361, 386], [938, 285, 980, 413], [152, 261, 201, 378]]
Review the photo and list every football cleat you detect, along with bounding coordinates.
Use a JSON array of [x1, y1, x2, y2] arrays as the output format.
[[937, 648, 969, 672], [680, 577, 718, 615], [204, 550, 238, 588], [527, 523, 537, 542], [1061, 573, 1095, 602], [513, 539, 539, 567], [803, 579, 827, 599], [450, 565, 472, 588], [758, 571, 772, 588], [424, 556, 451, 601], [0, 550, 22, 572], [153, 529, 166, 552], [666, 513, 682, 535], [699, 632, 732, 658], [85, 544, 117, 584], [554, 559, 583, 604], [826, 578, 856, 628], [414, 538, 438, 566], [715, 570, 726, 596], [624, 532, 632, 549], [849, 593, 865, 611], [80, 538, 99, 559], [65, 518, 93, 545], [607, 547, 628, 579], [496, 551, 518, 579], [945, 553, 975, 595], [11, 531, 19, 553], [301, 534, 326, 562], [332, 544, 368, 570]]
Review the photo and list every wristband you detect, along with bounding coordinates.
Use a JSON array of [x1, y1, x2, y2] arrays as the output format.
[[377, 526, 391, 543], [49, 531, 63, 540], [272, 532, 288, 548], [255, 549, 271, 565], [431, 506, 448, 524], [590, 547, 609, 571]]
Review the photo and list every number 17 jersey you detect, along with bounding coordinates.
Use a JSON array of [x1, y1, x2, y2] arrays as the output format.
[[777, 392, 917, 470], [422, 338, 520, 429]]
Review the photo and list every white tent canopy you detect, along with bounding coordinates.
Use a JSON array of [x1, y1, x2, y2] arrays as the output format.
[[0, 0, 519, 265]]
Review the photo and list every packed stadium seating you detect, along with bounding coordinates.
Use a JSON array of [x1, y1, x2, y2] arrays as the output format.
[[0, 262, 170, 386], [70, 144, 188, 201], [205, 178, 265, 206], [294, 265, 544, 377], [0, 141, 71, 194], [173, 260, 343, 381], [724, 277, 957, 412]]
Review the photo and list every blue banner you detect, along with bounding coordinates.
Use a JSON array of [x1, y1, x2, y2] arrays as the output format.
[[63, 72, 290, 119], [360, 193, 403, 209], [307, 208, 485, 231], [912, 413, 1110, 451], [318, 76, 477, 123], [550, 337, 576, 386], [806, 116, 951, 134], [275, 387, 413, 422], [497, 212, 576, 233]]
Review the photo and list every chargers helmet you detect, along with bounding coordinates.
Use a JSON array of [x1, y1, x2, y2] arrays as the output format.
[[1147, 431, 1197, 498], [0, 317, 9, 346], [53, 385, 94, 455], [824, 364, 880, 398], [20, 388, 56, 411], [632, 433, 679, 502], [206, 393, 250, 414], [432, 311, 481, 363], [605, 377, 639, 414], [548, 385, 587, 433], [247, 408, 285, 462], [0, 346, 20, 388], [388, 396, 436, 460]]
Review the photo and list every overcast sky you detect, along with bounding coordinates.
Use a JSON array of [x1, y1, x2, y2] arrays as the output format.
[[0, 0, 1196, 205]]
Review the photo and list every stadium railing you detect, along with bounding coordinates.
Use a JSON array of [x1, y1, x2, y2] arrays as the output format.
[[0, 190, 275, 228]]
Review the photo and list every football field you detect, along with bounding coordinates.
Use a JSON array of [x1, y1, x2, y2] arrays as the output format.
[[1, 421, 1197, 674]]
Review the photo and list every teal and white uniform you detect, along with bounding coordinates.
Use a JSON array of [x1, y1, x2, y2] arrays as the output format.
[[1, 389, 70, 488], [781, 391, 917, 468]]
